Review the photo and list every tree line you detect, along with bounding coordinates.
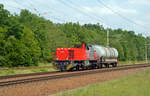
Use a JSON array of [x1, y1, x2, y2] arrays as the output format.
[[0, 4, 149, 67]]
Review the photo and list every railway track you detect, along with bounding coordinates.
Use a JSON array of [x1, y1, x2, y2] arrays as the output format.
[[0, 64, 150, 86], [0, 71, 59, 80]]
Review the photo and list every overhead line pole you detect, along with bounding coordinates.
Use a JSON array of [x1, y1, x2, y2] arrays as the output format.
[[145, 43, 147, 63], [145, 43, 150, 64], [107, 28, 109, 47]]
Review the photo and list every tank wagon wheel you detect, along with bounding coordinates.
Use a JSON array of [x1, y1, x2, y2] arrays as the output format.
[[107, 64, 110, 68], [114, 63, 117, 67], [112, 63, 117, 67], [104, 64, 109, 68], [112, 63, 115, 67]]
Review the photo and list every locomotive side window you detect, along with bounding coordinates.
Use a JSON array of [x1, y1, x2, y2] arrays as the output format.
[[87, 46, 89, 50], [74, 44, 81, 48], [68, 50, 74, 59]]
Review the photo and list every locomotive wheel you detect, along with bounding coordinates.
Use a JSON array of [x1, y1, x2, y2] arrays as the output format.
[[114, 63, 117, 67], [81, 65, 85, 70], [60, 68, 64, 72], [84, 66, 88, 70], [76, 65, 80, 71], [68, 68, 73, 72], [88, 66, 92, 70], [92, 65, 95, 69]]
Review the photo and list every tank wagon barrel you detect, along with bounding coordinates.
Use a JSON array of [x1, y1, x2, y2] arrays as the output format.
[[92, 45, 118, 58]]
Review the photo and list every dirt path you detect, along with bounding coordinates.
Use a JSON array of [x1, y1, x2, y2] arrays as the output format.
[[0, 67, 149, 96]]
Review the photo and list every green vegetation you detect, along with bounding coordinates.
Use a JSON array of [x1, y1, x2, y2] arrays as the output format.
[[54, 69, 150, 96], [0, 4, 150, 67], [119, 60, 150, 66], [0, 62, 54, 76], [0, 67, 55, 76], [38, 62, 52, 67]]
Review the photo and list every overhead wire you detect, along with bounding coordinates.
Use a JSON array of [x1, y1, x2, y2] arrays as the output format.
[[57, 0, 109, 27], [67, 0, 108, 25], [16, 0, 72, 23], [97, 0, 143, 26], [12, 0, 46, 17], [97, 0, 149, 36], [26, 0, 41, 16], [12, 0, 33, 11], [5, 0, 106, 25], [6, 0, 66, 23], [34, 0, 91, 23]]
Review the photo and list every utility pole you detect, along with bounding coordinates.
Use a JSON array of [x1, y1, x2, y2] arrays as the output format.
[[107, 28, 109, 47], [145, 43, 148, 63], [145, 43, 150, 64]]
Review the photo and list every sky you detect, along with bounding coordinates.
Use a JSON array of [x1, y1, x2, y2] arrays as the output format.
[[0, 0, 150, 36]]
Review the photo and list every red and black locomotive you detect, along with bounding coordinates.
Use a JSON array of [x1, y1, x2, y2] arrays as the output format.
[[52, 42, 118, 71]]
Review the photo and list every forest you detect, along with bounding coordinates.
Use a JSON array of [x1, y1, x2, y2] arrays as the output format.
[[0, 4, 150, 67]]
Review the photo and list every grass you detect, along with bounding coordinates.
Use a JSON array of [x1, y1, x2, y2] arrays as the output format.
[[53, 69, 150, 96], [119, 60, 150, 66], [0, 62, 56, 76], [0, 68, 56, 76], [38, 62, 52, 66]]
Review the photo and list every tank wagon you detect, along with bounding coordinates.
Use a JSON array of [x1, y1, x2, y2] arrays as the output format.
[[53, 42, 118, 71]]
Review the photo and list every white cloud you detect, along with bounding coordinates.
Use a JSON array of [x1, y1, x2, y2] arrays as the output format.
[[134, 20, 150, 27], [82, 6, 138, 16], [116, 7, 138, 14], [134, 20, 146, 26], [83, 6, 112, 15], [36, 0, 57, 5], [128, 0, 150, 5]]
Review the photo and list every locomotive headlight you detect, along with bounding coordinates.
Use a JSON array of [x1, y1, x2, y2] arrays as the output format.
[[66, 56, 68, 60], [53, 62, 57, 65]]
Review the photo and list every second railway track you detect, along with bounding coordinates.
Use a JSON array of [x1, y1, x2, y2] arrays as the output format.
[[0, 64, 150, 87]]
